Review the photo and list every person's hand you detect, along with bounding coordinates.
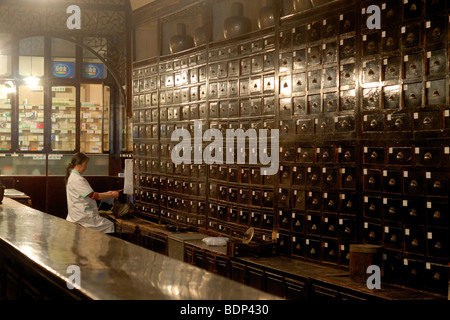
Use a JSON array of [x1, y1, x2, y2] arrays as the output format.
[[109, 191, 119, 199]]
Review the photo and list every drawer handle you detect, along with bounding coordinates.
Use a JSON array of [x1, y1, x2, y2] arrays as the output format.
[[432, 90, 440, 97], [406, 33, 415, 43], [327, 175, 334, 182], [323, 152, 330, 159], [346, 201, 353, 208], [423, 117, 432, 125], [410, 179, 418, 187], [344, 151, 352, 159], [389, 178, 397, 186], [311, 224, 317, 230], [282, 217, 288, 224], [411, 238, 419, 247], [369, 204, 376, 211], [433, 181, 441, 189], [328, 200, 335, 207], [311, 174, 318, 181], [301, 124, 308, 130], [409, 93, 417, 100], [296, 173, 303, 180], [434, 242, 442, 250], [433, 211, 441, 219], [369, 231, 376, 238], [433, 273, 441, 281], [388, 66, 396, 73], [320, 122, 327, 128], [302, 152, 309, 158], [344, 227, 351, 234], [389, 207, 396, 215], [424, 152, 433, 160], [396, 152, 404, 160], [409, 64, 417, 71], [371, 151, 378, 159], [390, 235, 397, 242], [432, 27, 441, 38], [433, 60, 440, 67], [344, 72, 351, 78], [297, 197, 303, 203], [328, 250, 336, 257], [395, 118, 403, 127], [312, 198, 319, 205]]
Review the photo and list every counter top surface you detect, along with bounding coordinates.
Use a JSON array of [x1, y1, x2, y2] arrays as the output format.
[[0, 198, 280, 300]]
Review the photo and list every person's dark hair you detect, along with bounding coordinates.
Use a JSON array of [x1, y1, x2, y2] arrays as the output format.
[[65, 152, 89, 185]]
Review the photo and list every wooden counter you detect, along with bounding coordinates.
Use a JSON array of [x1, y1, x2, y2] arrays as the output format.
[[0, 198, 280, 300]]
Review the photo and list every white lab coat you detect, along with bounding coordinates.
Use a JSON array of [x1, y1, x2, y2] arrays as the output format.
[[66, 169, 115, 233]]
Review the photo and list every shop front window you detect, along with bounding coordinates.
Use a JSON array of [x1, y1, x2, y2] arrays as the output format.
[[52, 38, 76, 79], [19, 36, 45, 78]]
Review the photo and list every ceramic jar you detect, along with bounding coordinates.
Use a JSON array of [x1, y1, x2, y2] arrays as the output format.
[[223, 2, 251, 39], [169, 23, 194, 54], [258, 0, 275, 30]]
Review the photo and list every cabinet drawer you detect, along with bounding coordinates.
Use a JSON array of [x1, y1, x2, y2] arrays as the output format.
[[383, 225, 403, 250], [363, 147, 385, 164], [415, 147, 442, 167], [307, 191, 322, 212], [363, 222, 382, 245], [382, 170, 402, 194], [341, 192, 358, 215], [388, 147, 412, 165], [323, 214, 338, 238], [427, 228, 448, 259], [413, 111, 443, 131], [364, 196, 382, 219], [305, 238, 322, 260], [383, 198, 403, 222], [405, 227, 426, 255], [363, 114, 385, 132], [403, 199, 426, 226], [292, 190, 306, 210], [323, 239, 339, 263], [386, 113, 411, 132], [363, 169, 381, 192], [338, 217, 357, 242], [426, 200, 448, 228], [278, 209, 292, 231], [425, 172, 448, 197], [292, 212, 305, 233]]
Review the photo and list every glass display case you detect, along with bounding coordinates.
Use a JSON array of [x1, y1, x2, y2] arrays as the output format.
[[51, 86, 77, 151], [80, 83, 110, 154], [18, 85, 45, 151], [0, 82, 13, 151]]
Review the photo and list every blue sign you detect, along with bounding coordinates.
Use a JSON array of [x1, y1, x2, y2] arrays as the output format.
[[83, 62, 105, 79], [52, 60, 75, 78]]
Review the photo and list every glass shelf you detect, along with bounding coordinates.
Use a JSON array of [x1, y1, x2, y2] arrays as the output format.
[[51, 86, 77, 151], [0, 83, 12, 151], [18, 85, 45, 152]]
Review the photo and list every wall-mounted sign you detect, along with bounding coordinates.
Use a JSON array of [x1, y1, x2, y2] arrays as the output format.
[[52, 60, 75, 78], [83, 61, 105, 79]]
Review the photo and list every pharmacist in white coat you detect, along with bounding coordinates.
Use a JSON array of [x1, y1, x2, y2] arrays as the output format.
[[65, 152, 119, 233]]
